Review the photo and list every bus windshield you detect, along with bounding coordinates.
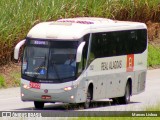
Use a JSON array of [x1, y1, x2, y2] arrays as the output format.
[[22, 40, 78, 83]]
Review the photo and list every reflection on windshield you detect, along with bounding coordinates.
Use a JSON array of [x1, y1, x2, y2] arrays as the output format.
[[48, 48, 76, 79], [22, 47, 49, 79], [22, 45, 77, 82]]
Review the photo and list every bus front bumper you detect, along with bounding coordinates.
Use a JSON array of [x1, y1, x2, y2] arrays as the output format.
[[21, 85, 78, 103]]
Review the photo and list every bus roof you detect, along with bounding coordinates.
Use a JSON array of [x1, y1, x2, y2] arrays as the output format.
[[27, 17, 147, 40]]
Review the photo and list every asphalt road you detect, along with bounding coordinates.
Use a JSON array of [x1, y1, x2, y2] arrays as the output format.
[[0, 69, 160, 111]]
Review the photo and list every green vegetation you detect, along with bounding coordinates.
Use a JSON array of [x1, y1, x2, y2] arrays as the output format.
[[148, 44, 160, 67], [0, 0, 160, 66], [11, 72, 21, 86], [0, 73, 21, 88], [1, 72, 21, 88], [145, 103, 160, 111], [73, 103, 160, 119], [0, 75, 5, 87], [0, 75, 5, 88], [73, 102, 160, 120], [0, 64, 21, 88], [73, 117, 159, 120], [75, 117, 159, 120]]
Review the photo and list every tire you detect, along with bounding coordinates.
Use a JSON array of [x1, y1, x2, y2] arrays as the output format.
[[34, 101, 44, 109], [84, 89, 92, 109], [119, 82, 130, 104]]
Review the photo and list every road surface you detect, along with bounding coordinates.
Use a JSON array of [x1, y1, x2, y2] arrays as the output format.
[[0, 69, 160, 111]]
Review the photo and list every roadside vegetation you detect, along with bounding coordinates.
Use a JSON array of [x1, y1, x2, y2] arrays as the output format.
[[0, 0, 160, 66], [148, 44, 160, 67], [0, 0, 160, 88], [0, 63, 20, 88], [75, 117, 159, 120], [145, 103, 160, 111], [72, 103, 160, 119], [0, 74, 5, 88]]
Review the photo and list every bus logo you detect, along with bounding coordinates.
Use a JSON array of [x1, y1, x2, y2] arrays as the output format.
[[127, 54, 134, 72], [44, 89, 48, 93]]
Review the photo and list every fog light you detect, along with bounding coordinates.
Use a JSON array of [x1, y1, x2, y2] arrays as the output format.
[[21, 93, 24, 97], [70, 96, 74, 99]]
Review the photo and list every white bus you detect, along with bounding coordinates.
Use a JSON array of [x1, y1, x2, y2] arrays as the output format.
[[14, 17, 147, 109]]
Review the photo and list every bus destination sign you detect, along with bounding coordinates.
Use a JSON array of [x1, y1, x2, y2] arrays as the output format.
[[30, 40, 49, 45]]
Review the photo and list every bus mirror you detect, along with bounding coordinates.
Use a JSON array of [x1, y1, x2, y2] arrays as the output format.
[[14, 39, 26, 60], [76, 42, 86, 62]]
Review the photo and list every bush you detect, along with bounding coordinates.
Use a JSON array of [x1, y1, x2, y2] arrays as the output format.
[[0, 75, 5, 88], [148, 44, 160, 67]]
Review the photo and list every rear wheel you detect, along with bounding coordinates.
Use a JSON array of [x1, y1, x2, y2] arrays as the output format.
[[119, 82, 130, 104], [34, 101, 44, 109], [84, 89, 92, 109]]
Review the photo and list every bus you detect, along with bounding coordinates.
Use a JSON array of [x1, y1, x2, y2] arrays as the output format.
[[14, 17, 147, 109]]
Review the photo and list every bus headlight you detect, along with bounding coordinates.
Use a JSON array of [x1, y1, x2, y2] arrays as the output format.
[[64, 86, 72, 91], [23, 84, 30, 89]]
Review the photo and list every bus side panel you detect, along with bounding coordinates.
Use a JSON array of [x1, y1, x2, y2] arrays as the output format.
[[104, 72, 134, 99], [87, 72, 134, 100], [74, 77, 90, 103], [133, 70, 146, 95], [133, 50, 147, 95], [92, 75, 106, 100]]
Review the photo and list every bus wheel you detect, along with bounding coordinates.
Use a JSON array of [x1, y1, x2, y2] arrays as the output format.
[[34, 101, 44, 109], [120, 82, 130, 104], [84, 89, 91, 109]]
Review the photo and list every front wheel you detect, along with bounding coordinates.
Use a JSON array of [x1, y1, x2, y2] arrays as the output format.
[[84, 89, 92, 109], [34, 101, 44, 109]]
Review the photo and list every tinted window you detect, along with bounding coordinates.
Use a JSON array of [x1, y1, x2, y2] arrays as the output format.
[[90, 29, 147, 59]]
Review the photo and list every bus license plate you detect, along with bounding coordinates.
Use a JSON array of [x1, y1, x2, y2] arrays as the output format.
[[41, 95, 51, 100], [29, 82, 41, 89]]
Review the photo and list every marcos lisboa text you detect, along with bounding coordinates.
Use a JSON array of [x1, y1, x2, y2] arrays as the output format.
[[132, 112, 158, 117]]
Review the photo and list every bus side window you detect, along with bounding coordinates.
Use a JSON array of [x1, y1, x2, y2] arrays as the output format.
[[134, 30, 147, 53]]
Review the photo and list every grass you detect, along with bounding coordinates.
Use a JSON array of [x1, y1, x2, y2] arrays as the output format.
[[0, 74, 5, 88], [11, 72, 21, 86], [0, 0, 160, 66], [0, 64, 21, 88], [0, 72, 21, 88], [148, 44, 160, 67], [71, 103, 160, 120], [75, 117, 160, 120], [145, 103, 160, 111]]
